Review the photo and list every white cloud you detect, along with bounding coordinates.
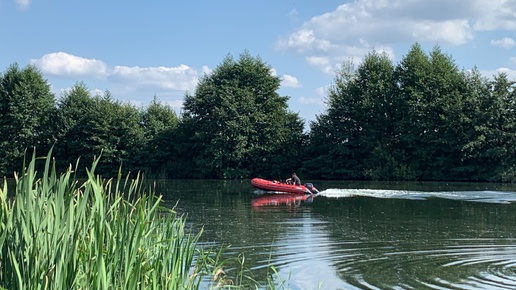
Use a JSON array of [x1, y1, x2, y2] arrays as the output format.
[[32, 52, 203, 108], [281, 74, 301, 88], [490, 37, 516, 48], [276, 0, 516, 73], [31, 52, 201, 93], [315, 86, 328, 98], [411, 20, 473, 45], [306, 56, 334, 74], [473, 0, 516, 30], [15, 0, 30, 10], [31, 52, 108, 78], [110, 64, 198, 91], [90, 88, 104, 96], [162, 99, 184, 110], [201, 65, 212, 75], [278, 0, 475, 54], [481, 67, 516, 80]]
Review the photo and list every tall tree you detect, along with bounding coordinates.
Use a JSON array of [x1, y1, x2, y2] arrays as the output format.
[[137, 97, 179, 176], [0, 64, 55, 175], [98, 92, 144, 175], [453, 68, 491, 180], [305, 59, 358, 179], [306, 51, 397, 180], [462, 73, 516, 181], [421, 46, 467, 180], [52, 82, 95, 171], [54, 84, 144, 176], [177, 51, 304, 179], [490, 74, 516, 181], [393, 43, 433, 179], [350, 50, 397, 180]]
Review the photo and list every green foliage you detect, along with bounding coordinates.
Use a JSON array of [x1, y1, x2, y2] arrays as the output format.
[[137, 96, 179, 177], [394, 44, 468, 180], [461, 73, 516, 181], [178, 51, 304, 179], [53, 84, 145, 177], [52, 82, 96, 171], [0, 64, 55, 174], [306, 44, 516, 181], [1, 44, 516, 182], [141, 96, 179, 138], [306, 52, 398, 179]]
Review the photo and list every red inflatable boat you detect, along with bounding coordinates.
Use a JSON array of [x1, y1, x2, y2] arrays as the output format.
[[251, 178, 319, 195]]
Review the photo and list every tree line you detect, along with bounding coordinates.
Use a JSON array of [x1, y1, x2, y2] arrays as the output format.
[[1, 45, 515, 182]]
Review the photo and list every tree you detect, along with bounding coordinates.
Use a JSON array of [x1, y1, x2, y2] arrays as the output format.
[[348, 50, 397, 180], [53, 84, 144, 176], [422, 46, 468, 180], [306, 51, 397, 180], [177, 51, 304, 179], [304, 59, 358, 179], [137, 97, 179, 176], [52, 82, 95, 171], [462, 72, 516, 181], [493, 74, 516, 181], [393, 43, 433, 179], [98, 92, 144, 175], [452, 68, 491, 180], [393, 44, 467, 180], [0, 64, 55, 175]]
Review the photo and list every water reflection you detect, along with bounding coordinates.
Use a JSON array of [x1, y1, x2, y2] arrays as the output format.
[[252, 193, 315, 207], [157, 180, 516, 289]]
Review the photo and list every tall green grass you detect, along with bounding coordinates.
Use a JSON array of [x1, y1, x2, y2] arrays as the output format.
[[0, 150, 226, 289]]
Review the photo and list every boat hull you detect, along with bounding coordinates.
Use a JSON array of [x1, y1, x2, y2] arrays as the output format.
[[251, 178, 318, 194]]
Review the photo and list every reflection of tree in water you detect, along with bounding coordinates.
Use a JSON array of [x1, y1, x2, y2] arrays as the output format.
[[251, 193, 315, 207]]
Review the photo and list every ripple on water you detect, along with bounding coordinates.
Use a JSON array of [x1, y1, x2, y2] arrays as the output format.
[[336, 239, 516, 289], [235, 237, 516, 289]]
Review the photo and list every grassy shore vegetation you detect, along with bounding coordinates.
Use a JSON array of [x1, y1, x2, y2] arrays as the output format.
[[0, 150, 286, 289]]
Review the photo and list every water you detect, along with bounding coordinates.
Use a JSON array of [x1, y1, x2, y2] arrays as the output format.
[[157, 180, 516, 289]]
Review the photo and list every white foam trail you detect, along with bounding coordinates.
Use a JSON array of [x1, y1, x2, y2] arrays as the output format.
[[318, 188, 424, 199], [317, 189, 516, 204]]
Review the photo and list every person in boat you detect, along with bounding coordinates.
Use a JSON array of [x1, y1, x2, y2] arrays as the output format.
[[286, 173, 301, 186]]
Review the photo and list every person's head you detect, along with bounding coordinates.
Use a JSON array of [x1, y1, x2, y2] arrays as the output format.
[[292, 173, 297, 177]]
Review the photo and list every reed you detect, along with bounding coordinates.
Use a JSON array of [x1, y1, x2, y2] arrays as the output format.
[[0, 150, 225, 290]]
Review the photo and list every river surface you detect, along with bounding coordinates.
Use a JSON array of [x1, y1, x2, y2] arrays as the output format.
[[156, 180, 516, 289]]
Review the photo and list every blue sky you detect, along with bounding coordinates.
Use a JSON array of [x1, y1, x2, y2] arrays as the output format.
[[2, 0, 515, 127]]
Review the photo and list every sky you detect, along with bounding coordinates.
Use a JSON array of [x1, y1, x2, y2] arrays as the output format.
[[1, 0, 516, 128]]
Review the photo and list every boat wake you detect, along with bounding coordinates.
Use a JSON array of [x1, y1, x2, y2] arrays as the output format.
[[317, 188, 516, 204]]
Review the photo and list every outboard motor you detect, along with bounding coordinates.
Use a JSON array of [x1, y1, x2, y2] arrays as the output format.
[[304, 183, 319, 194]]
